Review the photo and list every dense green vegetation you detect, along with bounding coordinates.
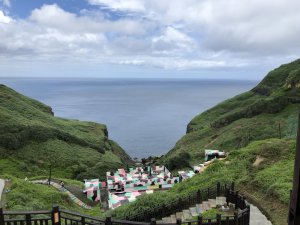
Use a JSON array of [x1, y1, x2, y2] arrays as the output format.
[[0, 84, 132, 180], [0, 84, 132, 212], [2, 175, 101, 216]]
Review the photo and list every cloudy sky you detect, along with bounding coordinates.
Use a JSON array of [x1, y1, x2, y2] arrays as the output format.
[[0, 0, 299, 79]]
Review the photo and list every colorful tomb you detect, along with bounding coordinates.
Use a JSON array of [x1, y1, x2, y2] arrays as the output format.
[[83, 179, 105, 202]]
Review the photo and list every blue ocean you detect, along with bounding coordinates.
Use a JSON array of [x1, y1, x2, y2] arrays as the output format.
[[0, 78, 258, 158]]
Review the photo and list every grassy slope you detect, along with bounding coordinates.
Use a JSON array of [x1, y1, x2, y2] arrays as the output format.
[[162, 59, 300, 166], [2, 175, 102, 216], [0, 84, 132, 212], [112, 59, 300, 224], [112, 138, 294, 225]]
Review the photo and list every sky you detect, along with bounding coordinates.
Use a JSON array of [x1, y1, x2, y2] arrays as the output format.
[[0, 0, 300, 79]]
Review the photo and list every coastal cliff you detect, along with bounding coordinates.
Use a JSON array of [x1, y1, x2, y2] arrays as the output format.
[[162, 59, 300, 168], [0, 84, 132, 180]]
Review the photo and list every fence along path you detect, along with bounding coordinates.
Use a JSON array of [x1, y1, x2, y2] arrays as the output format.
[[0, 182, 251, 225]]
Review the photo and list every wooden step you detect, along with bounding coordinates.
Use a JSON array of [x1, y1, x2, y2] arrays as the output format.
[[189, 207, 198, 217]]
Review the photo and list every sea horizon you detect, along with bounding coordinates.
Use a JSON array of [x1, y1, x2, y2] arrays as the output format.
[[1, 77, 258, 159]]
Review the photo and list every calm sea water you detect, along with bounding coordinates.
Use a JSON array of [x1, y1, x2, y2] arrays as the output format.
[[1, 78, 258, 158]]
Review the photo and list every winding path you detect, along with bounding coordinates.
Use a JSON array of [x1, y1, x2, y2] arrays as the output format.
[[31, 180, 92, 210]]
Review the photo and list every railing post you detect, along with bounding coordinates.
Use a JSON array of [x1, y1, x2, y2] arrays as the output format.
[[226, 188, 229, 205], [197, 215, 203, 225], [162, 203, 166, 217], [234, 211, 238, 225], [217, 214, 221, 225], [197, 189, 201, 203], [0, 208, 4, 225], [217, 182, 221, 196], [150, 218, 156, 225], [25, 214, 31, 225], [52, 205, 61, 225], [81, 216, 86, 225], [105, 216, 112, 225], [231, 182, 235, 191], [235, 191, 239, 210], [207, 187, 210, 198], [247, 205, 250, 225], [178, 198, 183, 211], [176, 218, 182, 225]]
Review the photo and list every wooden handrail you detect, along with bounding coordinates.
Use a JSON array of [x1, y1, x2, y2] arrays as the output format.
[[3, 209, 52, 215], [0, 182, 251, 225]]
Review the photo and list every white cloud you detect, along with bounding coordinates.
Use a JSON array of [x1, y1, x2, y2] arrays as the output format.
[[29, 4, 145, 35], [152, 27, 196, 54], [88, 0, 145, 12], [1, 1, 300, 73], [0, 10, 11, 23], [87, 0, 300, 55]]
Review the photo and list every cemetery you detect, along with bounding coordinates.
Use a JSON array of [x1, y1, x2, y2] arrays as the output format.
[[83, 151, 225, 210]]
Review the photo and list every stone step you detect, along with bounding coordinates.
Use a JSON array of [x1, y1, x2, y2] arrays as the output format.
[[162, 217, 171, 223], [157, 197, 226, 222], [183, 209, 192, 220], [176, 212, 184, 221], [189, 207, 198, 217], [196, 204, 203, 214], [170, 214, 176, 223], [208, 199, 216, 208], [202, 201, 211, 211], [216, 197, 227, 206]]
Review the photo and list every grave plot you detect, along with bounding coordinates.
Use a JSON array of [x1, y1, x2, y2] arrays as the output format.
[[106, 166, 180, 209], [83, 179, 106, 202]]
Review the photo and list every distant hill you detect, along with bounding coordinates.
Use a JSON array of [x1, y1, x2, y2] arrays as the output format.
[[0, 84, 132, 180], [162, 59, 300, 169]]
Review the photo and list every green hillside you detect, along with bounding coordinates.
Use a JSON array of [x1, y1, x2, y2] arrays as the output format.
[[113, 138, 295, 225], [162, 59, 300, 168], [112, 59, 300, 225], [0, 84, 132, 180]]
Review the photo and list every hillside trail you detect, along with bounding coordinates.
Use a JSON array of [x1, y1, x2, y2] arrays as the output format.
[[31, 179, 92, 210], [250, 204, 272, 225], [0, 179, 4, 204]]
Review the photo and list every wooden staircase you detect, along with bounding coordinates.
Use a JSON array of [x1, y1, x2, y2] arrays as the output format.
[[157, 197, 227, 223]]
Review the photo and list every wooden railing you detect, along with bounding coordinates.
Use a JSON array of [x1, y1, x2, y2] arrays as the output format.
[[0, 183, 250, 225], [124, 183, 234, 222]]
